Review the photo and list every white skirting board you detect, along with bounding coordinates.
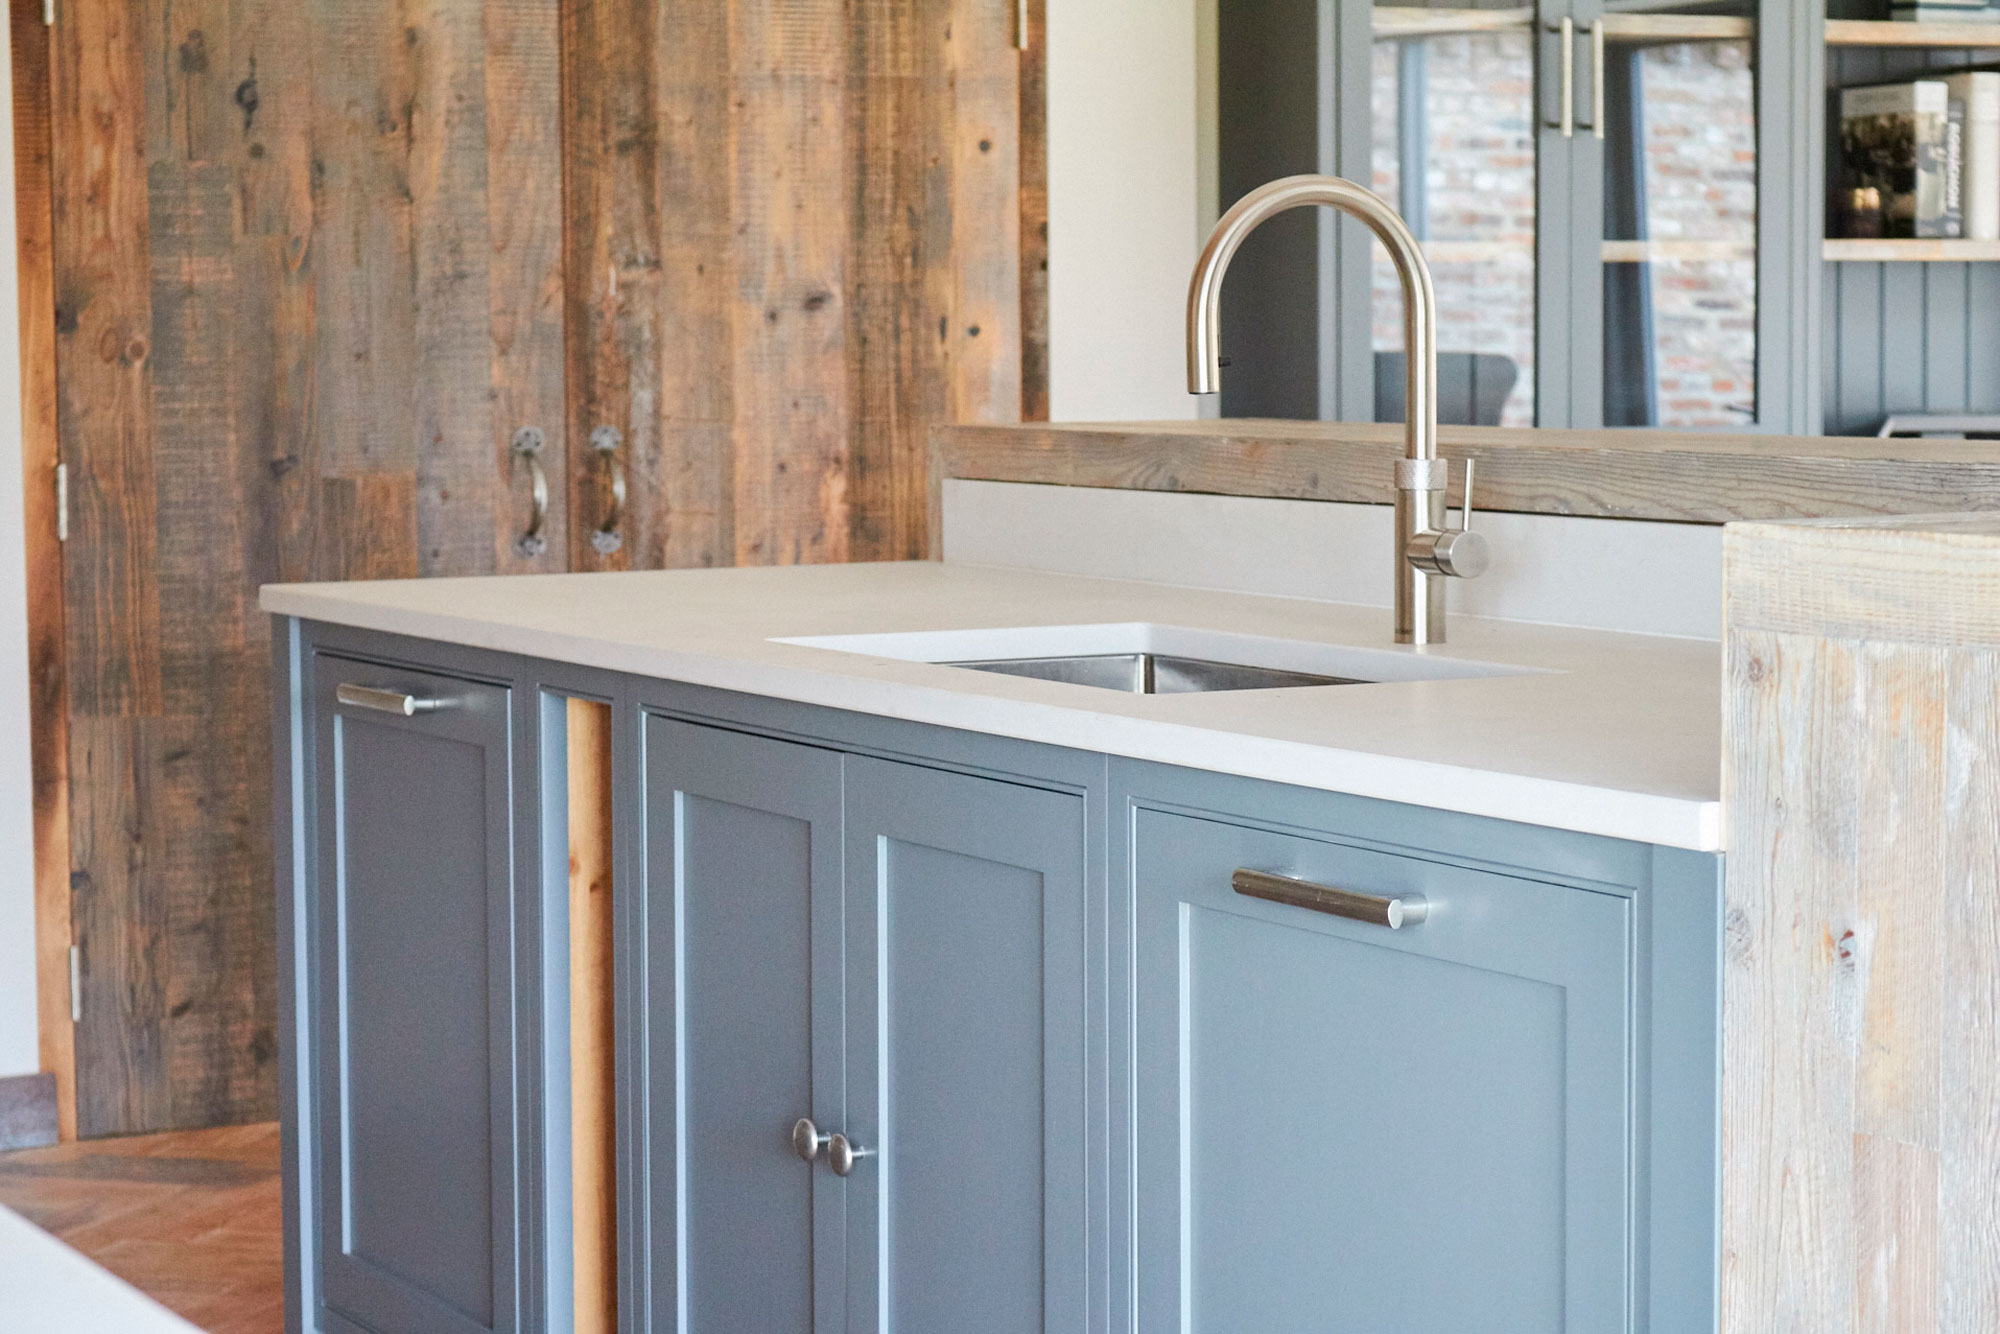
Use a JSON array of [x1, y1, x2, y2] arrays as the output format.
[[941, 480, 1725, 641]]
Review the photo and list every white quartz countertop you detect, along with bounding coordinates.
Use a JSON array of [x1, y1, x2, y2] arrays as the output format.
[[260, 562, 1723, 851]]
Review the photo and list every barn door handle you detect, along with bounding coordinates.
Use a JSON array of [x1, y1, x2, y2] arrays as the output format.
[[511, 427, 549, 558], [590, 426, 626, 556]]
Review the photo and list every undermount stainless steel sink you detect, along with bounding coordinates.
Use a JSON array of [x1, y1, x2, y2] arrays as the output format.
[[775, 623, 1544, 693], [948, 652, 1364, 694]]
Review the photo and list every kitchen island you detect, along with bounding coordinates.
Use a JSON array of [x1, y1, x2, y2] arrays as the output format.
[[265, 561, 1723, 1334]]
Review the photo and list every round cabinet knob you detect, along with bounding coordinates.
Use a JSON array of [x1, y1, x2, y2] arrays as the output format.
[[1408, 527, 1492, 580], [826, 1132, 876, 1178], [792, 1117, 829, 1164]]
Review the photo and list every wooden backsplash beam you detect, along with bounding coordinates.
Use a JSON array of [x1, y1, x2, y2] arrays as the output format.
[[936, 421, 2000, 525], [1723, 515, 2000, 1330]]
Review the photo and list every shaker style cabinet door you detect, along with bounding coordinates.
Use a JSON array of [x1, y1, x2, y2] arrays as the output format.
[[1131, 808, 1633, 1333], [308, 655, 523, 1334], [641, 719, 845, 1334], [841, 758, 1090, 1334]]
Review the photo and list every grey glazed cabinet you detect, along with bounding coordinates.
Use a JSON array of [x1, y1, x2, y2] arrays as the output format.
[[640, 719, 1091, 1334], [301, 650, 530, 1334]]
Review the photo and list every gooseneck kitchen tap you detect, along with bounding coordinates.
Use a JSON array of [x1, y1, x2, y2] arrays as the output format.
[[1185, 174, 1489, 646]]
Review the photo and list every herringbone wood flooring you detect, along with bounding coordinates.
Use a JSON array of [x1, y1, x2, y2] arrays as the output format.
[[0, 1122, 283, 1333]]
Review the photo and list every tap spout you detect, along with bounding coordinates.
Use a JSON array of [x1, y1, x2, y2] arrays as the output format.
[[1186, 174, 1437, 464]]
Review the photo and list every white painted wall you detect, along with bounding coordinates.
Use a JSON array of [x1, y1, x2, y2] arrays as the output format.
[[1046, 0, 1205, 422], [0, 14, 44, 1082]]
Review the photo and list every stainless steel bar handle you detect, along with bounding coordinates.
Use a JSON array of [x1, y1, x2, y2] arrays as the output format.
[[1590, 19, 1606, 141], [336, 684, 455, 717], [511, 427, 549, 559], [1555, 17, 1575, 139], [827, 1132, 875, 1178], [1232, 867, 1429, 930], [590, 425, 627, 557]]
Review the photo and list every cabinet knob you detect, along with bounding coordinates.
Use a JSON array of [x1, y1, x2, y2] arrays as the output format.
[[791, 1117, 829, 1164], [827, 1133, 875, 1178]]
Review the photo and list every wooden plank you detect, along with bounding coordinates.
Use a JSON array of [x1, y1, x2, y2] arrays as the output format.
[[1854, 1131, 1940, 1333], [314, 475, 419, 583], [485, 0, 568, 575], [1826, 239, 2000, 262], [1851, 644, 1946, 1151], [566, 699, 615, 1334], [1826, 18, 2000, 48], [52, 0, 161, 720], [11, 0, 76, 1142], [1719, 628, 1859, 1330], [1018, 0, 1048, 425], [729, 0, 849, 566], [405, 0, 498, 578], [1725, 517, 2000, 647], [935, 421, 2000, 526], [308, 0, 418, 480], [946, 0, 1022, 437], [1941, 648, 2000, 1327]]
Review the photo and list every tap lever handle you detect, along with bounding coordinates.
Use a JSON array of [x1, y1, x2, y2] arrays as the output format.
[[1459, 458, 1477, 532]]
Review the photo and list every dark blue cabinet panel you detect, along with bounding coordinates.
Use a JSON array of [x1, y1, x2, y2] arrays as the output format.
[[1132, 808, 1633, 1333], [641, 719, 844, 1334], [842, 757, 1090, 1334], [308, 653, 522, 1334]]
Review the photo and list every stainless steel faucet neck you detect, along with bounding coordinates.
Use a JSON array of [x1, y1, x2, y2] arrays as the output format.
[[1185, 173, 1484, 646]]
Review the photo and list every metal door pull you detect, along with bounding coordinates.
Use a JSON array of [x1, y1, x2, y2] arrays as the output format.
[[1232, 867, 1429, 929], [336, 684, 454, 717]]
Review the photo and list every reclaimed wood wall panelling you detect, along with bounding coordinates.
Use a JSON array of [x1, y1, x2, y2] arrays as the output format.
[[1723, 518, 2000, 1330], [935, 421, 2000, 525], [49, 0, 563, 1134], [1018, 0, 1047, 424], [565, 0, 1035, 571], [12, 0, 77, 1140]]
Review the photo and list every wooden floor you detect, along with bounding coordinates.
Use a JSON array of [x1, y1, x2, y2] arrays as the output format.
[[0, 1122, 283, 1333]]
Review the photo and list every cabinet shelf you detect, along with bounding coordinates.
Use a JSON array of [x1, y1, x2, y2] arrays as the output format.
[[1372, 6, 1533, 38], [1602, 239, 1756, 263], [1825, 238, 2000, 261], [1825, 18, 2000, 46]]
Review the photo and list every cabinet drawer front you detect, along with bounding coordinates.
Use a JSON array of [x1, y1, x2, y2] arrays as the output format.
[[1133, 809, 1633, 1334], [310, 654, 519, 1334]]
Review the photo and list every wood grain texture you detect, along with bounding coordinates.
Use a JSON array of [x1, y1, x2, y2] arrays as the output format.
[[0, 1122, 282, 1333], [1017, 0, 1047, 423], [48, 0, 563, 1135], [1724, 518, 2000, 1332], [936, 421, 2000, 526], [563, 0, 1033, 571], [12, 0, 75, 1142], [566, 700, 615, 1334]]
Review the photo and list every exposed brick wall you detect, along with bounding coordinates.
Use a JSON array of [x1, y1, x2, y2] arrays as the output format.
[[1366, 34, 1757, 428]]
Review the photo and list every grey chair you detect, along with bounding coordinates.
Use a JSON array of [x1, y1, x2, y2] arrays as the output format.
[[1375, 351, 1518, 427]]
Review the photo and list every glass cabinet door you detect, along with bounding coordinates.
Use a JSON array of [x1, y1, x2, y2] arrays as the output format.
[[1370, 1, 1542, 427], [1594, 5, 1759, 428]]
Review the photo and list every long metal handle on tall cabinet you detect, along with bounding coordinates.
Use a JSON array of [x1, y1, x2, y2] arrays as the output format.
[[1553, 17, 1576, 139], [1232, 867, 1429, 929], [336, 684, 456, 717], [1590, 19, 1606, 140]]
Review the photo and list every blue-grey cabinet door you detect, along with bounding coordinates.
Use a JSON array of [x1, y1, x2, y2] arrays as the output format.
[[309, 655, 521, 1334], [841, 757, 1089, 1334], [642, 719, 844, 1334], [1133, 808, 1633, 1334]]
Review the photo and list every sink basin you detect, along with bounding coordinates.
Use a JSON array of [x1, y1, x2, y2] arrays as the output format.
[[776, 623, 1542, 692], [949, 653, 1361, 694]]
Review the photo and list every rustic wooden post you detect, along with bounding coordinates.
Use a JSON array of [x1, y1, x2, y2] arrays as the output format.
[[1723, 514, 2000, 1331]]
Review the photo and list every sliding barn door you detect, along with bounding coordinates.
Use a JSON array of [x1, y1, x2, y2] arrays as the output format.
[[49, 0, 565, 1135], [561, 0, 1039, 569]]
